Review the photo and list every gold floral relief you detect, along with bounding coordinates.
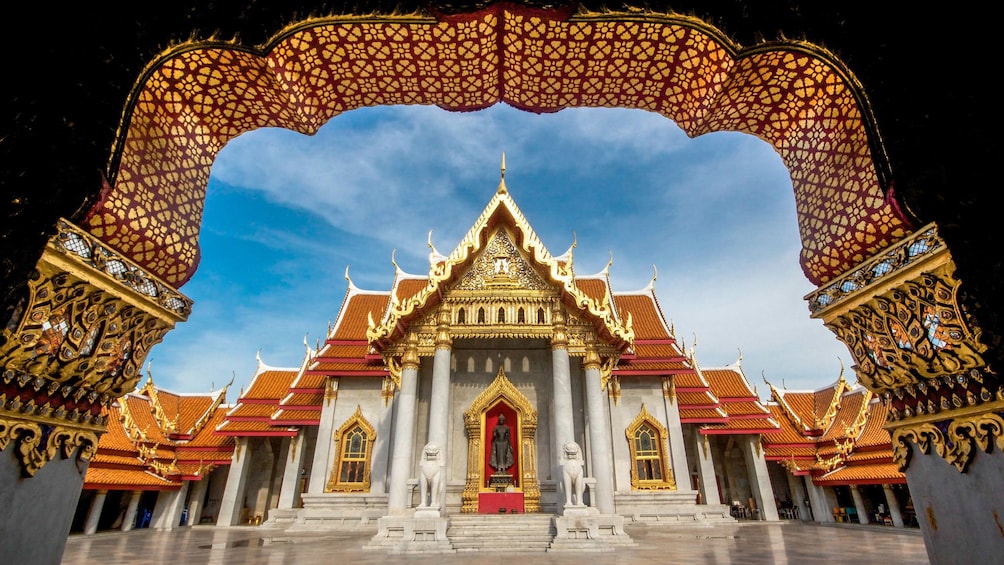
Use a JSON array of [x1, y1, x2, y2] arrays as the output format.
[[892, 412, 1004, 473]]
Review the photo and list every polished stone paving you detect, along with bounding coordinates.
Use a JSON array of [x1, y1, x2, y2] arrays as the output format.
[[61, 521, 929, 564]]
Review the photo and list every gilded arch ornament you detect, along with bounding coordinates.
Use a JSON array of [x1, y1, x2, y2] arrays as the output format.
[[625, 403, 676, 490], [326, 405, 376, 492], [461, 367, 540, 513]]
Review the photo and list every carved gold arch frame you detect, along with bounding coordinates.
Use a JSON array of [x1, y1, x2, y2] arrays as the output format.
[[461, 367, 540, 513], [326, 405, 376, 493], [625, 403, 676, 490]]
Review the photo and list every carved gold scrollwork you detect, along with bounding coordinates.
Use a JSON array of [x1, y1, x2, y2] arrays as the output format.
[[0, 416, 98, 476], [891, 423, 944, 471], [892, 413, 1004, 473], [3, 230, 186, 399], [825, 265, 986, 394]]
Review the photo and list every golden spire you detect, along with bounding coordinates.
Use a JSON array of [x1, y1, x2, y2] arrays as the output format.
[[497, 152, 507, 194]]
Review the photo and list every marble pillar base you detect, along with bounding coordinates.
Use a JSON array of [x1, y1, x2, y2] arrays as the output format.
[[365, 514, 454, 554], [549, 512, 635, 552]]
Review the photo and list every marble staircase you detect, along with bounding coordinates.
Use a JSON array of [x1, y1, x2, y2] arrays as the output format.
[[447, 514, 556, 552]]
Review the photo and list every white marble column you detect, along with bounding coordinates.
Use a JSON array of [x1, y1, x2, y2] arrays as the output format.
[[308, 377, 339, 494], [551, 307, 574, 513], [785, 473, 809, 522], [83, 490, 107, 535], [186, 478, 209, 526], [387, 333, 421, 514], [661, 376, 692, 491], [804, 479, 832, 522], [582, 339, 614, 514], [278, 431, 308, 509], [883, 484, 905, 527], [121, 490, 141, 531], [741, 435, 779, 521], [152, 481, 189, 530], [850, 485, 870, 524], [693, 428, 721, 505], [426, 309, 453, 509], [217, 436, 252, 526]]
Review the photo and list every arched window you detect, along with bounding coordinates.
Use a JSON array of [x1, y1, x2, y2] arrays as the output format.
[[326, 406, 376, 492], [478, 307, 486, 324], [497, 307, 506, 323], [625, 404, 676, 490], [517, 307, 526, 324], [536, 307, 545, 324], [467, 356, 475, 373], [457, 308, 466, 324], [485, 357, 493, 373], [522, 356, 530, 372]]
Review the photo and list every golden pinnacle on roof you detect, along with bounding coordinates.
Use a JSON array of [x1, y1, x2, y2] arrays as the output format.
[[497, 152, 507, 194]]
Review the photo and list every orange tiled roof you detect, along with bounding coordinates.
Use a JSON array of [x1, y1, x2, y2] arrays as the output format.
[[216, 420, 297, 435], [676, 391, 718, 407], [281, 392, 324, 407], [315, 344, 370, 358], [91, 453, 142, 466], [613, 294, 670, 339], [184, 409, 235, 449], [394, 277, 428, 305], [84, 467, 181, 489], [630, 343, 684, 359], [704, 368, 758, 399], [176, 450, 234, 463], [674, 372, 710, 389], [272, 409, 322, 423], [309, 360, 386, 373], [123, 395, 171, 444], [679, 407, 727, 420], [616, 360, 691, 372], [701, 417, 779, 432], [100, 406, 140, 451], [762, 406, 815, 445], [242, 368, 299, 400], [814, 462, 906, 485], [226, 404, 278, 418], [333, 293, 390, 340], [290, 372, 327, 389], [719, 400, 770, 417], [855, 402, 893, 447], [778, 391, 818, 429], [819, 391, 865, 441], [574, 277, 608, 304]]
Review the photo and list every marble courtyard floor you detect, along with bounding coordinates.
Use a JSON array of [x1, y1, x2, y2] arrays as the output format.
[[61, 521, 929, 565]]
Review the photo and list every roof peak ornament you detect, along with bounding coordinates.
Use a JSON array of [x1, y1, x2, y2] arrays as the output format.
[[497, 152, 507, 194]]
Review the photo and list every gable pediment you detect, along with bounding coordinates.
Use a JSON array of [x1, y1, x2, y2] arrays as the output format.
[[455, 228, 551, 292]]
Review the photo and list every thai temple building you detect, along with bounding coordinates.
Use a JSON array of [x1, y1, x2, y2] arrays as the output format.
[[70, 169, 915, 550], [70, 377, 235, 533]]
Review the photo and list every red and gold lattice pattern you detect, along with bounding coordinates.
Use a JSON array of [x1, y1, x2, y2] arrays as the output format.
[[84, 5, 909, 288]]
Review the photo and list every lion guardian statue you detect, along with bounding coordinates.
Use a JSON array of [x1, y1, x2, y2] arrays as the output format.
[[560, 441, 586, 507], [418, 442, 444, 509]]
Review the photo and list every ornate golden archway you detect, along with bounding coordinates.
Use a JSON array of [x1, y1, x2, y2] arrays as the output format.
[[461, 367, 540, 513]]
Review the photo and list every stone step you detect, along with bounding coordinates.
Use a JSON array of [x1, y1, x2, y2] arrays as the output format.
[[446, 514, 556, 552]]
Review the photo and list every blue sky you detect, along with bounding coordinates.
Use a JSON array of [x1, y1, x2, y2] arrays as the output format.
[[146, 103, 850, 401]]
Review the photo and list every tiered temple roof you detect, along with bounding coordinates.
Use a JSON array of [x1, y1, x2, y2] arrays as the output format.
[[216, 351, 302, 436], [84, 374, 233, 490], [762, 373, 904, 486]]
